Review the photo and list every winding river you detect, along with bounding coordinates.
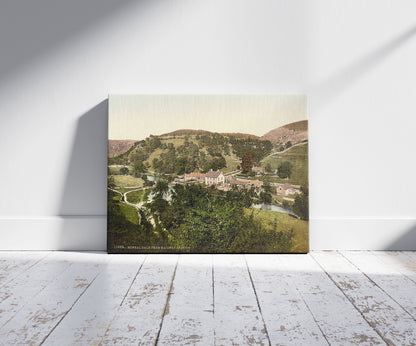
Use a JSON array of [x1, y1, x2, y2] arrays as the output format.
[[252, 204, 299, 218]]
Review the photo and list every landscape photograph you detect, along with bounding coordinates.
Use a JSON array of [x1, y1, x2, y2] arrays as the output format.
[[108, 95, 308, 253]]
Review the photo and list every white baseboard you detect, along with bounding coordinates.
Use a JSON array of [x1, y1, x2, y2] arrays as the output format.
[[310, 218, 416, 250], [0, 217, 415, 251], [0, 216, 106, 251]]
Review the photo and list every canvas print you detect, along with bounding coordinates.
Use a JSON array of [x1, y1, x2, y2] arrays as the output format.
[[108, 95, 308, 253]]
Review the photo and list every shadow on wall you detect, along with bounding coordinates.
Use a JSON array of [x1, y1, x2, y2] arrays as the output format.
[[59, 100, 108, 216], [0, 0, 138, 82], [385, 223, 416, 251], [308, 24, 416, 111], [58, 100, 108, 250]]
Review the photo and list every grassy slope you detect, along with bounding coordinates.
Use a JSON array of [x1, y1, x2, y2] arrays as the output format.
[[261, 143, 308, 187], [108, 166, 133, 175], [110, 175, 144, 188], [247, 208, 309, 253], [109, 190, 139, 225], [144, 148, 167, 170], [125, 189, 150, 204]]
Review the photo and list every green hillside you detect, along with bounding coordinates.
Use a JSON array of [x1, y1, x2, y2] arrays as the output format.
[[261, 143, 308, 187], [109, 132, 274, 176]]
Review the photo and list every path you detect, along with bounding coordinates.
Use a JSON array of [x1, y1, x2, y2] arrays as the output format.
[[264, 141, 307, 159]]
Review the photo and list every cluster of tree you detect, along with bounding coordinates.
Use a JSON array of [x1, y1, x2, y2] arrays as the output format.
[[277, 161, 293, 179], [229, 137, 273, 164], [110, 134, 273, 178], [108, 182, 295, 253], [146, 184, 293, 253]]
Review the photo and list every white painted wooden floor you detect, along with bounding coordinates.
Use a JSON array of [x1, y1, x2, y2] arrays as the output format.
[[0, 252, 415, 345]]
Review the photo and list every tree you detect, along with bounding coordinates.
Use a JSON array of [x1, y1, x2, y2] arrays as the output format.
[[133, 161, 146, 177], [265, 163, 272, 173], [154, 180, 169, 197], [259, 191, 272, 204], [285, 141, 292, 149], [277, 161, 293, 179], [241, 152, 254, 173], [119, 166, 129, 175], [263, 182, 272, 193], [293, 186, 309, 220]]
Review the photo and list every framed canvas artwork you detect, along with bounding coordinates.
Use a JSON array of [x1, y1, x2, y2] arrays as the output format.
[[108, 95, 308, 253]]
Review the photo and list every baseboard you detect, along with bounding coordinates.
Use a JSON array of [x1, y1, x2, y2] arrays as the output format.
[[310, 218, 416, 250], [0, 216, 106, 251], [0, 216, 415, 251]]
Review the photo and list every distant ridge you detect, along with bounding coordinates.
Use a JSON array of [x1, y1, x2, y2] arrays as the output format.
[[260, 120, 308, 146], [160, 129, 259, 139], [108, 139, 137, 158], [220, 132, 259, 139], [160, 129, 211, 136]]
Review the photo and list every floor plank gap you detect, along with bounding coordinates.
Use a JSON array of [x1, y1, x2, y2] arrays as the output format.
[[154, 255, 180, 346], [339, 251, 416, 322], [310, 252, 390, 345], [244, 255, 272, 346]]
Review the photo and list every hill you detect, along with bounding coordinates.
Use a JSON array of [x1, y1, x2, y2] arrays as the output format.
[[260, 120, 308, 147], [160, 129, 258, 139], [160, 129, 211, 136], [108, 140, 137, 158], [220, 132, 259, 139]]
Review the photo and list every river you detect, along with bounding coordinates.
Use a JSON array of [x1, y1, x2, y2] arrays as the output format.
[[252, 204, 299, 218]]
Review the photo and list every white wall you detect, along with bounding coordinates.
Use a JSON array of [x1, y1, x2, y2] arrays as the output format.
[[0, 0, 415, 250]]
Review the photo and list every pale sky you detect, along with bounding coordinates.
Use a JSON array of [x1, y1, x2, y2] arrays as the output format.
[[108, 95, 307, 140]]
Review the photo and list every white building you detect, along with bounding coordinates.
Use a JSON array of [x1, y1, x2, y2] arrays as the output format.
[[205, 170, 225, 185]]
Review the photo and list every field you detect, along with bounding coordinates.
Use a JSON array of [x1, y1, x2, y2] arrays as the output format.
[[108, 165, 133, 175], [261, 143, 308, 187], [247, 208, 308, 253], [125, 189, 150, 204], [110, 175, 144, 188]]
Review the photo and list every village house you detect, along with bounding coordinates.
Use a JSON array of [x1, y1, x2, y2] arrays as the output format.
[[275, 183, 301, 197], [184, 172, 206, 183], [225, 177, 263, 192], [205, 170, 225, 185]]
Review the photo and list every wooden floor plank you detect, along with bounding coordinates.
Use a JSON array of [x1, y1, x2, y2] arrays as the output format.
[[245, 255, 327, 345], [42, 254, 146, 346], [312, 251, 416, 345], [0, 251, 50, 288], [279, 254, 384, 345], [100, 254, 179, 345], [373, 251, 416, 282], [0, 252, 108, 345], [157, 255, 214, 345], [213, 255, 269, 345], [0, 251, 74, 328], [342, 251, 416, 320]]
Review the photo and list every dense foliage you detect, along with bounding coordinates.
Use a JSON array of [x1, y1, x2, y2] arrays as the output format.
[[108, 185, 294, 253], [109, 133, 273, 176], [277, 161, 293, 179]]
